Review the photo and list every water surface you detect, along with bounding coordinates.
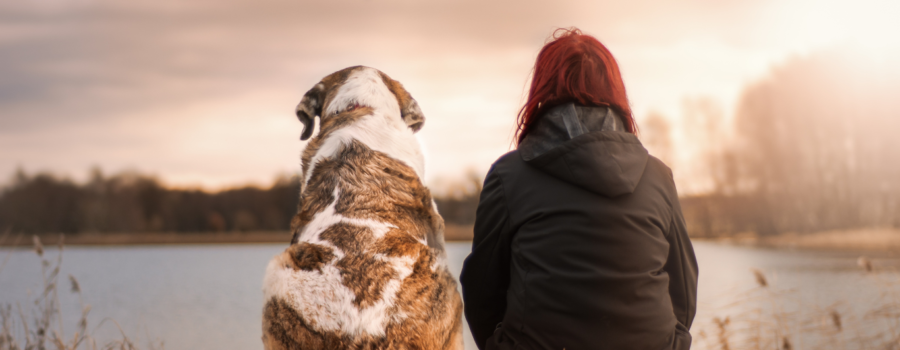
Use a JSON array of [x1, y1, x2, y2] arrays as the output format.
[[2, 241, 899, 349]]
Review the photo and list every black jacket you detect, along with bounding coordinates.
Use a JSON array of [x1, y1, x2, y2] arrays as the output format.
[[460, 104, 698, 350]]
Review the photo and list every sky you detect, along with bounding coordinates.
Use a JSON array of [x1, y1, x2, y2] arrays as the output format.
[[2, 0, 899, 192]]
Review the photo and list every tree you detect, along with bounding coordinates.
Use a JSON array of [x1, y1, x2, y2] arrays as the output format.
[[640, 111, 674, 167], [730, 48, 900, 233]]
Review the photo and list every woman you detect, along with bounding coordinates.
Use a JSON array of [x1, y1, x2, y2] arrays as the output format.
[[460, 28, 698, 350]]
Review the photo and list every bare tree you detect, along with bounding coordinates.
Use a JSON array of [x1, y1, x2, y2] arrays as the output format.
[[641, 111, 675, 167], [729, 48, 900, 234]]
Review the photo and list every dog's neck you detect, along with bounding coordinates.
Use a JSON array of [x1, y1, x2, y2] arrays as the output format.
[[303, 114, 425, 185]]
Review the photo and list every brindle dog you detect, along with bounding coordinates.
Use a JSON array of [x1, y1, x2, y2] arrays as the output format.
[[262, 66, 464, 350]]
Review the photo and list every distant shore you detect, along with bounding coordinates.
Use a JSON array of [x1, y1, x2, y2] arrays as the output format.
[[0, 231, 292, 247], [6, 226, 899, 252], [0, 224, 477, 247], [703, 228, 900, 252]]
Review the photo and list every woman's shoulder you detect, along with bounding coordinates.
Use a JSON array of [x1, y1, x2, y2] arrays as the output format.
[[493, 150, 520, 166], [488, 150, 531, 177], [645, 155, 673, 177], [641, 155, 682, 208]]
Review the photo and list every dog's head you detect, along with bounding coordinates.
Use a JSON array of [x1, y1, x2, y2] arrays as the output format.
[[295, 66, 424, 141]]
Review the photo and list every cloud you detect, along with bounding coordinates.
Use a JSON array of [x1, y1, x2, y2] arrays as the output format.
[[2, 0, 899, 189]]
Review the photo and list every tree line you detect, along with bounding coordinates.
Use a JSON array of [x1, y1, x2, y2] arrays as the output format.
[[0, 168, 481, 235]]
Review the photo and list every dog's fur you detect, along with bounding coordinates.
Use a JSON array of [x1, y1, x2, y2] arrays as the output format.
[[261, 66, 463, 350]]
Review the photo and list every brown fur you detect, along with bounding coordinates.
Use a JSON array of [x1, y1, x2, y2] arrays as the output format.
[[263, 298, 348, 350], [377, 71, 423, 132], [286, 242, 336, 273], [265, 67, 462, 350]]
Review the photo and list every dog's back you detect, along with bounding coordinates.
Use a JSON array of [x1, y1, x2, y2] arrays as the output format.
[[262, 66, 463, 350]]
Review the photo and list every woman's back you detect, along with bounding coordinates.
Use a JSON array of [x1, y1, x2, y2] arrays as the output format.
[[460, 28, 697, 350], [461, 104, 697, 350]]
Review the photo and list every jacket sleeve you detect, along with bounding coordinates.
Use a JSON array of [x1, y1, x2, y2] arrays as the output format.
[[665, 197, 699, 334], [460, 167, 513, 350]]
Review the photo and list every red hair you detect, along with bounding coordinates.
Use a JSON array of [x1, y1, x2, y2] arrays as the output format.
[[515, 28, 636, 145]]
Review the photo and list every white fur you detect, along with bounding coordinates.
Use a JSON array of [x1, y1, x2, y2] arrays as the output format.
[[324, 68, 400, 118], [303, 68, 425, 188], [262, 187, 422, 337]]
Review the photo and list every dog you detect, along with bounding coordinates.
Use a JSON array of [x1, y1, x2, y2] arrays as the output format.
[[261, 66, 464, 350]]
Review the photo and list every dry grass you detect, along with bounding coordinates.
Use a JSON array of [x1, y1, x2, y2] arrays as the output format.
[[0, 235, 163, 350], [694, 257, 900, 350]]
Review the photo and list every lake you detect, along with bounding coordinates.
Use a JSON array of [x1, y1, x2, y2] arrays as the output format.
[[2, 241, 900, 349]]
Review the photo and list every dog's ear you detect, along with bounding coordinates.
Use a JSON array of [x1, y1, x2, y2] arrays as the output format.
[[401, 98, 425, 133], [296, 83, 326, 141], [381, 74, 425, 133]]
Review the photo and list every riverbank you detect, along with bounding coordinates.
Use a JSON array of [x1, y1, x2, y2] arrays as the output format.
[[0, 231, 292, 246], [6, 226, 897, 252], [0, 224, 477, 247], [705, 228, 900, 252]]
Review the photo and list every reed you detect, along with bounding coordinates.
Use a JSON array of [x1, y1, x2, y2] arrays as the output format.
[[694, 256, 900, 350], [0, 235, 163, 350]]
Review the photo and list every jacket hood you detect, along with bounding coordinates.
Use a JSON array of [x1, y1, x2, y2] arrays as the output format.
[[519, 103, 649, 197]]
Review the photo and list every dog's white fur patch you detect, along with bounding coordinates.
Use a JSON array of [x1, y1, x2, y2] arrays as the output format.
[[262, 187, 420, 337], [324, 68, 400, 118], [303, 68, 425, 187], [295, 187, 397, 243]]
